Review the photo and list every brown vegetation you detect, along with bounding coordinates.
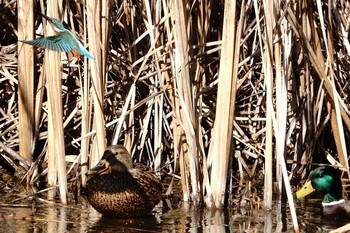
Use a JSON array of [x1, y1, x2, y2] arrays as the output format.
[[1, 1, 350, 231]]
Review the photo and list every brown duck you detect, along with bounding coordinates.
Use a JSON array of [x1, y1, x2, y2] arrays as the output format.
[[85, 145, 162, 218]]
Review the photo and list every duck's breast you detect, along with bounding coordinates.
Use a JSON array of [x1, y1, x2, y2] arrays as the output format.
[[86, 168, 162, 217]]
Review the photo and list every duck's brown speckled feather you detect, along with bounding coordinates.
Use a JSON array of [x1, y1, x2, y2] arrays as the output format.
[[86, 163, 162, 217]]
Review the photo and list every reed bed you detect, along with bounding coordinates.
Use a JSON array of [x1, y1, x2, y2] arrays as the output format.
[[1, 0, 350, 231]]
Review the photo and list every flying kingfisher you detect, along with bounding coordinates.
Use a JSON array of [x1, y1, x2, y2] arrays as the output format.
[[21, 12, 94, 60]]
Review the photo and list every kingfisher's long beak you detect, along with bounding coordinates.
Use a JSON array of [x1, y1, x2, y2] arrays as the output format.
[[35, 11, 64, 32], [36, 11, 57, 28], [36, 11, 52, 21]]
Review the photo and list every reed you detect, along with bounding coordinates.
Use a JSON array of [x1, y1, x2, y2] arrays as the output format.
[[80, 7, 91, 187], [17, 0, 34, 162], [0, 1, 348, 230], [259, 0, 274, 212], [87, 0, 106, 165], [45, 1, 67, 204], [207, 0, 239, 208], [173, 0, 202, 205]]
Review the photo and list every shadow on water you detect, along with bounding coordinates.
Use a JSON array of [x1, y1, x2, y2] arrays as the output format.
[[0, 198, 347, 233]]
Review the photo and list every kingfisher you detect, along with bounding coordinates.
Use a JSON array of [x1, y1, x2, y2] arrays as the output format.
[[20, 12, 94, 60]]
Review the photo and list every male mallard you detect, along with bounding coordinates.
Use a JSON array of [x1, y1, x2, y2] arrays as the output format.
[[296, 166, 350, 216], [85, 145, 162, 218]]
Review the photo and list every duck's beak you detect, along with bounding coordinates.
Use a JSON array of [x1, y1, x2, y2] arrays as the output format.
[[296, 180, 315, 199], [86, 159, 111, 176]]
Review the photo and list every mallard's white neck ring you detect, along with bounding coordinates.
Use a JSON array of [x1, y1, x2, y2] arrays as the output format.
[[322, 199, 345, 206]]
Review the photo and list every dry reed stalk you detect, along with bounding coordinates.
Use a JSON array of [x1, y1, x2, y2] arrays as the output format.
[[278, 4, 300, 231], [260, 1, 300, 230], [99, 0, 111, 155], [329, 223, 350, 233], [124, 89, 135, 150], [178, 134, 190, 202], [207, 0, 239, 208], [17, 0, 34, 162], [194, 0, 214, 203], [324, 3, 349, 174], [287, 3, 350, 177], [329, 105, 348, 165], [80, 8, 92, 187], [287, 8, 350, 130], [173, 0, 201, 204], [112, 83, 136, 145], [45, 3, 67, 204], [80, 69, 91, 186], [255, 0, 274, 210], [120, 49, 150, 149], [0, 141, 31, 170], [101, 0, 111, 78], [275, 15, 284, 195], [87, 0, 106, 165], [143, 0, 163, 172], [34, 67, 46, 147]]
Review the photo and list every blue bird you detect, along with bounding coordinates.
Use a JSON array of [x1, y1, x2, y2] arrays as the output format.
[[20, 13, 94, 59]]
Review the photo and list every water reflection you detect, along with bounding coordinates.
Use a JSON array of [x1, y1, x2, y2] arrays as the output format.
[[1, 207, 34, 233], [0, 198, 345, 232], [90, 214, 160, 232]]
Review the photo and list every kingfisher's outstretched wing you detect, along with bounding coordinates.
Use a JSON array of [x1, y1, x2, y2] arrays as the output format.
[[21, 31, 94, 59], [21, 32, 75, 53]]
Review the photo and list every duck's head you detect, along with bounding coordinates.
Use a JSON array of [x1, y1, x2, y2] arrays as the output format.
[[86, 145, 133, 176], [296, 166, 343, 203]]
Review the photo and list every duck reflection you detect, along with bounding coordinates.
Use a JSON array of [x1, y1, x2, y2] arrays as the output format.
[[88, 213, 160, 232]]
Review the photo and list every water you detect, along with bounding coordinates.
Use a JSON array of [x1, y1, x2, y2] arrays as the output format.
[[0, 197, 346, 233]]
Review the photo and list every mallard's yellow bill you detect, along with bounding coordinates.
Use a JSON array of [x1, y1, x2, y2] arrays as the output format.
[[296, 180, 315, 199]]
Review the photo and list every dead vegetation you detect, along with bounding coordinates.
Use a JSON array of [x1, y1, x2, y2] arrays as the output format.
[[1, 1, 350, 231]]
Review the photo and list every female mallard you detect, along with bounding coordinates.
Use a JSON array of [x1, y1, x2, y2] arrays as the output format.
[[85, 145, 162, 218], [296, 166, 350, 217]]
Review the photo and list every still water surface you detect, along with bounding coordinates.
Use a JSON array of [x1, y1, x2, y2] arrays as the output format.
[[0, 198, 347, 233]]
